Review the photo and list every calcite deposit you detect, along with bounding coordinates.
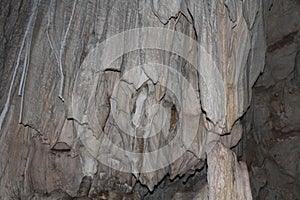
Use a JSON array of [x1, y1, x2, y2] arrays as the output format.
[[2, 0, 297, 199]]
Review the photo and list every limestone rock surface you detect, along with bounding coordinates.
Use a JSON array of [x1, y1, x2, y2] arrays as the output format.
[[241, 0, 300, 198], [0, 0, 269, 199]]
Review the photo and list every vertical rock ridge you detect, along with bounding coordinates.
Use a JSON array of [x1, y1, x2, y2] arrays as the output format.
[[0, 0, 271, 198]]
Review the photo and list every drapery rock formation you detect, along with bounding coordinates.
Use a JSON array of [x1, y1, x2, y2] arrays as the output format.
[[2, 0, 296, 199]]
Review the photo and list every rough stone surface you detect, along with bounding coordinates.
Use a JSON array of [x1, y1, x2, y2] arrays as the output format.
[[241, 1, 300, 199], [207, 142, 252, 200], [256, 0, 300, 85], [0, 0, 271, 199], [243, 76, 300, 199]]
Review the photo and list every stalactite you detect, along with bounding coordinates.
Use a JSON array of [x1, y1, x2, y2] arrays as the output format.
[[58, 0, 78, 102], [0, 0, 40, 130], [46, 0, 60, 72], [18, 1, 38, 124], [46, 0, 77, 103], [18, 38, 32, 123], [18, 42, 28, 96], [0, 0, 276, 198]]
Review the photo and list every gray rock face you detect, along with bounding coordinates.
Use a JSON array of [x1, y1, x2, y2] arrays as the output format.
[[256, 0, 300, 86], [243, 78, 300, 199], [207, 142, 252, 200], [0, 0, 269, 199], [241, 0, 300, 199]]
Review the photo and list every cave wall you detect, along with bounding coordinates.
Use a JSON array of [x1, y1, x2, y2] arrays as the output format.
[[0, 0, 270, 199], [242, 0, 300, 199]]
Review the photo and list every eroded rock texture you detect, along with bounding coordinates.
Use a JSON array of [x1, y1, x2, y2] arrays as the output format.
[[241, 0, 300, 199], [0, 0, 270, 199]]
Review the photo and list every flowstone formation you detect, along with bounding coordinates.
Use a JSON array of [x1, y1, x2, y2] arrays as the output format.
[[0, 0, 269, 199]]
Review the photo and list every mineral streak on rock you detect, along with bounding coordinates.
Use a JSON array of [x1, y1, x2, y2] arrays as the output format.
[[0, 0, 273, 199]]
